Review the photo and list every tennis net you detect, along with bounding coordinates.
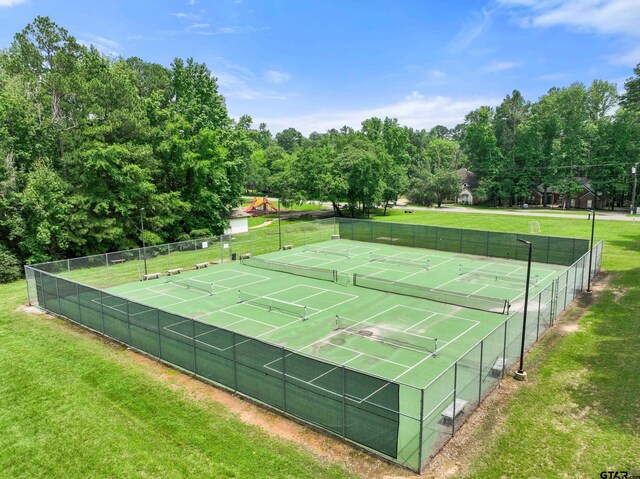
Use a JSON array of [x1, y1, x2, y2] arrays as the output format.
[[353, 273, 510, 314], [369, 253, 430, 270], [303, 246, 350, 258], [334, 315, 438, 356], [167, 277, 215, 295], [459, 265, 538, 285], [237, 290, 308, 320], [242, 257, 338, 283]]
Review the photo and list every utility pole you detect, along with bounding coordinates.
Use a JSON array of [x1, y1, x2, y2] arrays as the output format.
[[632, 163, 638, 215]]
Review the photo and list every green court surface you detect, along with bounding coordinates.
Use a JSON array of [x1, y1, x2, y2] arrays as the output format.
[[107, 239, 565, 389]]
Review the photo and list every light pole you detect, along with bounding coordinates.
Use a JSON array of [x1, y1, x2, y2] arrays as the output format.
[[515, 238, 532, 381], [140, 207, 148, 275], [586, 208, 596, 293]]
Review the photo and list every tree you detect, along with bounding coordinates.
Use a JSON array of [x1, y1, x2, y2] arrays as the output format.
[[407, 170, 436, 207], [432, 169, 461, 207], [275, 127, 304, 153], [620, 63, 640, 112]]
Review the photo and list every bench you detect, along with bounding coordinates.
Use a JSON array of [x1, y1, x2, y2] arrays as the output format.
[[166, 268, 183, 276], [110, 259, 126, 264], [142, 272, 161, 281], [240, 253, 252, 260], [283, 244, 293, 250], [195, 262, 209, 270], [491, 357, 506, 377], [441, 399, 468, 425]]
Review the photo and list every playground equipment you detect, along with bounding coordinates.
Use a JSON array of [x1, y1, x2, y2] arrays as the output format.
[[245, 197, 279, 216]]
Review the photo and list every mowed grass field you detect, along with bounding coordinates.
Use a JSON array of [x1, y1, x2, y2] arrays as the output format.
[[0, 280, 354, 479], [373, 210, 640, 477], [1, 209, 638, 478]]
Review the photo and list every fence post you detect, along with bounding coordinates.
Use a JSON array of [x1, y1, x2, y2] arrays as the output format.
[[478, 340, 484, 404], [191, 318, 197, 376], [536, 293, 542, 339], [282, 348, 287, 412], [232, 332, 238, 391], [156, 309, 162, 361], [452, 363, 458, 435], [126, 299, 132, 346], [342, 366, 347, 438], [105, 254, 110, 288], [418, 387, 425, 469], [99, 290, 106, 334], [76, 282, 82, 325], [54, 276, 62, 317], [502, 321, 508, 379]]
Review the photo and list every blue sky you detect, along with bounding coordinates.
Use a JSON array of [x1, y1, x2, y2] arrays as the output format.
[[1, 0, 639, 134]]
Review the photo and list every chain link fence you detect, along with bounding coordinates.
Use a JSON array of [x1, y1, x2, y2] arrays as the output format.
[[23, 217, 603, 472]]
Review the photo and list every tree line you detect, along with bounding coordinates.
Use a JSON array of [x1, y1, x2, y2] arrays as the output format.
[[1, 16, 639, 282]]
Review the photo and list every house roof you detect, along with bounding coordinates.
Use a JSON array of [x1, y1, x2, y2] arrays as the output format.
[[456, 168, 478, 189]]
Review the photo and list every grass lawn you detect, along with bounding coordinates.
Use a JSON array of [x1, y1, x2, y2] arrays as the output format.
[[0, 281, 354, 479], [371, 210, 640, 477], [2, 209, 638, 478]]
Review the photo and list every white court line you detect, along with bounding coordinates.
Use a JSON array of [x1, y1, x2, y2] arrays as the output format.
[[316, 339, 415, 368], [297, 304, 410, 352], [395, 304, 481, 324], [436, 262, 496, 290], [403, 312, 437, 333], [392, 319, 481, 382]]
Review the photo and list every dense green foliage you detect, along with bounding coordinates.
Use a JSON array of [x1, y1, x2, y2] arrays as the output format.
[[0, 17, 248, 267], [2, 16, 640, 282]]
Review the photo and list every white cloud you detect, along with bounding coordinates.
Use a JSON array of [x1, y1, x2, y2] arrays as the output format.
[[172, 12, 189, 18], [485, 60, 519, 72], [78, 35, 120, 56], [498, 0, 640, 37], [264, 70, 291, 85], [215, 70, 286, 101], [0, 0, 26, 6], [609, 44, 640, 66], [430, 69, 447, 79], [190, 23, 210, 29], [450, 7, 493, 51], [405, 91, 425, 100], [252, 95, 501, 135]]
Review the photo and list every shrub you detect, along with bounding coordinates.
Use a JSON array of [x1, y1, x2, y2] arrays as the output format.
[[0, 245, 22, 283]]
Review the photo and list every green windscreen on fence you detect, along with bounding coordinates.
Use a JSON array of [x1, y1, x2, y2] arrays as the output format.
[[337, 219, 588, 266], [30, 269, 400, 462]]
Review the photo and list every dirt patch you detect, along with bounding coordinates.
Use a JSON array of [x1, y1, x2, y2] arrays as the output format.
[[558, 322, 581, 334], [16, 304, 47, 314], [128, 353, 406, 478]]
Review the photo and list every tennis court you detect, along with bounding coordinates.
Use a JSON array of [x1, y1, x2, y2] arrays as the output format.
[[26, 218, 601, 471], [105, 239, 563, 389]]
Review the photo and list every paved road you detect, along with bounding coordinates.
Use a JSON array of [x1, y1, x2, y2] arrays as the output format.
[[396, 205, 639, 221]]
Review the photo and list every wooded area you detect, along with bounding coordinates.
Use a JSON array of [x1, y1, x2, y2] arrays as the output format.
[[1, 16, 639, 282]]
